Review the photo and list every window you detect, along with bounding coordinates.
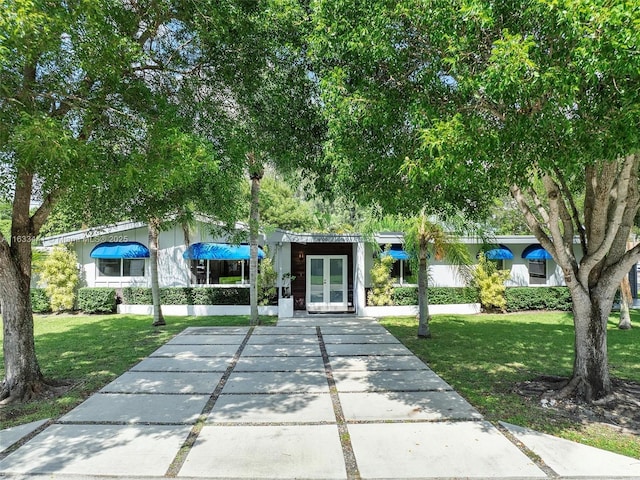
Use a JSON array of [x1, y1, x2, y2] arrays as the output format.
[[190, 259, 249, 285], [529, 259, 546, 285], [390, 260, 416, 285], [98, 258, 146, 277]]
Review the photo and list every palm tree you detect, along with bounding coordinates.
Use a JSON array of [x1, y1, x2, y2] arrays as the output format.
[[403, 210, 471, 338]]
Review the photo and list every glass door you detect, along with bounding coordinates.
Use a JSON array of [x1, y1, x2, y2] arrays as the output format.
[[306, 255, 347, 311]]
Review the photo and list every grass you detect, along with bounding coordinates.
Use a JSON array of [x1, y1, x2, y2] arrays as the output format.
[[379, 310, 640, 459], [0, 313, 276, 429]]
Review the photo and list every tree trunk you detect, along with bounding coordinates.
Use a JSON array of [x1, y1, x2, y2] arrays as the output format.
[[618, 275, 632, 330], [149, 219, 165, 327], [565, 287, 612, 401], [0, 255, 47, 404], [417, 237, 431, 338], [249, 155, 263, 326]]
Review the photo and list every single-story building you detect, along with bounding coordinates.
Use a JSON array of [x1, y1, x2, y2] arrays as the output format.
[[41, 219, 639, 316]]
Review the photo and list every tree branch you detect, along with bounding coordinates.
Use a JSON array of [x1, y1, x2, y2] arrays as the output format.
[[579, 155, 636, 284], [510, 184, 554, 251], [552, 164, 587, 255]]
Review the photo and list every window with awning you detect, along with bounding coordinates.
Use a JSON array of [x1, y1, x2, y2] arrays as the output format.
[[90, 242, 149, 277], [380, 244, 415, 285], [183, 243, 265, 285], [522, 244, 551, 285]]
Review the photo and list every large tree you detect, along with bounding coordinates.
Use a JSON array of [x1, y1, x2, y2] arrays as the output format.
[[311, 0, 640, 401], [191, 0, 324, 325], [0, 0, 217, 403]]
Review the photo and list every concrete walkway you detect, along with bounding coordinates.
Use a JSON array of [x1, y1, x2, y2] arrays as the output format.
[[1, 316, 639, 479]]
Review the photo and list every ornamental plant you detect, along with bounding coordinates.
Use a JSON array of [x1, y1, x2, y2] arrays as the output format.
[[472, 253, 511, 313], [367, 246, 396, 306], [38, 246, 79, 312]]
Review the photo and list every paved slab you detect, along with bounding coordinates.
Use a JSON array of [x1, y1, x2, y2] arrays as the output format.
[[502, 421, 640, 476], [348, 422, 546, 479], [222, 371, 329, 394], [322, 333, 400, 344], [182, 326, 249, 335], [208, 393, 335, 423], [59, 393, 209, 424], [100, 371, 224, 394], [320, 325, 390, 335], [247, 334, 319, 345], [333, 369, 452, 392], [330, 355, 429, 371], [278, 316, 379, 327], [167, 334, 246, 345], [131, 356, 232, 371], [178, 424, 347, 479], [0, 419, 48, 453], [0, 424, 191, 476], [234, 356, 325, 372], [150, 344, 240, 357], [326, 343, 413, 356], [242, 344, 321, 357], [253, 326, 318, 335], [340, 391, 482, 421]]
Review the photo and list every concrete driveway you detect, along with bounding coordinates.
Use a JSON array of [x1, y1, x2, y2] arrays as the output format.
[[1, 316, 639, 479]]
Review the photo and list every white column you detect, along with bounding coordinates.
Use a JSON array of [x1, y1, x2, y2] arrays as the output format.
[[355, 241, 366, 314]]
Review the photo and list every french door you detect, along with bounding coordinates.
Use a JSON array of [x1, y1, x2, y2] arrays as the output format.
[[306, 255, 348, 311]]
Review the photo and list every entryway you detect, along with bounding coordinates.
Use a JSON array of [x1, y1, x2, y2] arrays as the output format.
[[306, 255, 348, 312]]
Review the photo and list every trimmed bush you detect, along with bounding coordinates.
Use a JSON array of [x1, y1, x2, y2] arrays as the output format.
[[78, 288, 117, 313], [121, 287, 250, 305], [505, 287, 572, 312], [122, 287, 153, 305], [388, 286, 479, 306], [31, 288, 51, 313]]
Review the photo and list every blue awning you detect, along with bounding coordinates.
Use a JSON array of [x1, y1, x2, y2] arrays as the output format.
[[380, 245, 411, 261], [90, 242, 150, 259], [183, 243, 265, 260], [522, 244, 552, 260], [484, 245, 514, 260]]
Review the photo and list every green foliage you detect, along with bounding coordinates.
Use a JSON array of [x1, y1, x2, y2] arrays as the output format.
[[367, 249, 395, 306], [472, 253, 511, 312], [38, 246, 79, 312], [77, 288, 117, 314], [121, 287, 250, 306], [258, 257, 278, 306], [30, 288, 51, 313], [390, 287, 479, 306], [259, 176, 318, 232], [506, 287, 573, 312]]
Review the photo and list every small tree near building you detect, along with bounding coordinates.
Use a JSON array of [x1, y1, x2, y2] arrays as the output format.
[[38, 246, 79, 312]]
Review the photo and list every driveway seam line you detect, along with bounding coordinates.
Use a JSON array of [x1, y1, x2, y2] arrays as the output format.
[[317, 326, 361, 480], [164, 326, 255, 478]]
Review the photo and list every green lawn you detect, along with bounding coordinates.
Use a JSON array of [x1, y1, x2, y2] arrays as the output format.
[[0, 313, 276, 429], [380, 310, 640, 459]]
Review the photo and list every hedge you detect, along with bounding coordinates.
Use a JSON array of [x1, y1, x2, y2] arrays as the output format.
[[369, 286, 573, 312], [382, 286, 480, 306], [78, 288, 117, 314], [122, 287, 250, 305], [505, 287, 572, 312], [31, 288, 51, 313]]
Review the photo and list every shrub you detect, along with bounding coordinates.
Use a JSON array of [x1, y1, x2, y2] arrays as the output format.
[[121, 287, 250, 305], [122, 287, 153, 305], [506, 287, 572, 312], [258, 258, 278, 306], [38, 246, 79, 311], [78, 288, 117, 313], [367, 249, 395, 306], [391, 286, 479, 306], [471, 253, 511, 312], [30, 288, 51, 313]]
